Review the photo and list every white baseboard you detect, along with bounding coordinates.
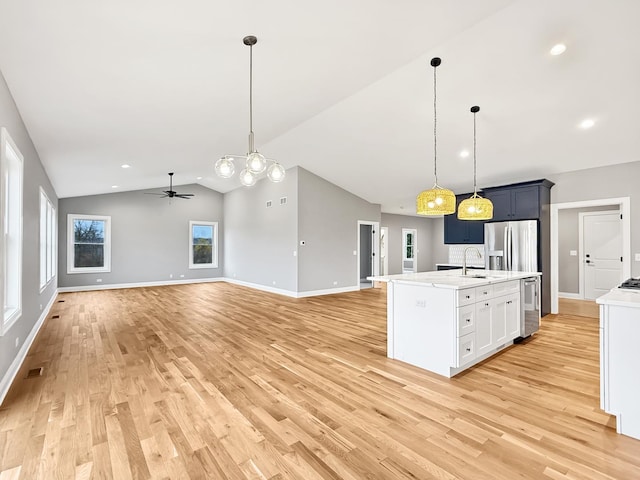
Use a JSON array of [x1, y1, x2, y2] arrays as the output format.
[[57, 277, 225, 293], [223, 278, 360, 298], [0, 290, 58, 406], [558, 292, 582, 300]]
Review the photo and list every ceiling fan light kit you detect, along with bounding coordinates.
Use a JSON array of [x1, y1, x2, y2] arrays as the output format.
[[216, 35, 285, 186], [458, 106, 493, 220], [416, 57, 456, 216]]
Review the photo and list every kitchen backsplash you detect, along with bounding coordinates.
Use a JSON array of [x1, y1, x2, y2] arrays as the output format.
[[449, 245, 485, 267]]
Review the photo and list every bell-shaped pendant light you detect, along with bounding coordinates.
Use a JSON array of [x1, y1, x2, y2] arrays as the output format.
[[416, 57, 456, 216], [458, 106, 493, 220], [215, 35, 285, 185]]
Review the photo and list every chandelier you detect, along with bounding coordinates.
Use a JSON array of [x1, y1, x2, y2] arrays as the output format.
[[416, 57, 456, 216], [458, 106, 493, 220], [215, 36, 285, 186]]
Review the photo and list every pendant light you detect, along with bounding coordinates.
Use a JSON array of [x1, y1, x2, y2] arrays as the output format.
[[458, 106, 493, 220], [416, 57, 456, 216], [215, 36, 286, 186]]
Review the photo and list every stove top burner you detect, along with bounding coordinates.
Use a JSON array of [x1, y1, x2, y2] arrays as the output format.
[[619, 278, 640, 290]]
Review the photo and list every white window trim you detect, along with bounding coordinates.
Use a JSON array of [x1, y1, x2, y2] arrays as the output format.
[[1, 127, 23, 335], [39, 187, 57, 291], [67, 214, 111, 274], [189, 220, 218, 269]]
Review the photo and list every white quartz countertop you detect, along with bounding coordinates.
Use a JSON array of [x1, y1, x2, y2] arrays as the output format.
[[368, 270, 540, 289], [596, 288, 640, 307]]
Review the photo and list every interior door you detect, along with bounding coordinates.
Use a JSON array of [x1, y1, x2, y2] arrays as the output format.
[[402, 228, 417, 273], [582, 211, 622, 300], [380, 227, 388, 275]]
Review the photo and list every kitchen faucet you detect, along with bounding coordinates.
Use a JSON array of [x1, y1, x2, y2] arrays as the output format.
[[462, 246, 482, 276]]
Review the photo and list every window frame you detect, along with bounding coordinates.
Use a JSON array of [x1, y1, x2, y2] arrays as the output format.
[[67, 214, 111, 274], [189, 220, 218, 269], [39, 188, 57, 290], [1, 127, 24, 335]]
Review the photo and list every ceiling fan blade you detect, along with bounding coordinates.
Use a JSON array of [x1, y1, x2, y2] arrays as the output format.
[[174, 194, 193, 199]]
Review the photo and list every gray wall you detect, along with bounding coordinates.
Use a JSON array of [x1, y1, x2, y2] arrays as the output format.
[[558, 205, 620, 294], [298, 167, 380, 292], [380, 213, 439, 274], [359, 224, 372, 280], [224, 168, 298, 292], [0, 70, 58, 389], [549, 161, 640, 277], [58, 184, 223, 288]]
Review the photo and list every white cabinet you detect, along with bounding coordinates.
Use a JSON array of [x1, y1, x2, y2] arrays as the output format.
[[391, 279, 523, 377], [597, 298, 640, 440]]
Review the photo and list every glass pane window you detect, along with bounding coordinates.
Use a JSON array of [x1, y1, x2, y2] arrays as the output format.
[[67, 214, 111, 273], [1, 128, 23, 334], [189, 221, 218, 269], [39, 188, 57, 290]]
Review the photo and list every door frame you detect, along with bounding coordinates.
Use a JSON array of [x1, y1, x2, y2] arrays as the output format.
[[380, 226, 389, 276], [578, 210, 621, 300], [356, 220, 380, 287], [401, 228, 418, 273], [550, 197, 630, 314]]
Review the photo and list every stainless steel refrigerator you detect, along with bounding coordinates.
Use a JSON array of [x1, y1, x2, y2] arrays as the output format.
[[484, 220, 538, 273], [485, 220, 541, 338]]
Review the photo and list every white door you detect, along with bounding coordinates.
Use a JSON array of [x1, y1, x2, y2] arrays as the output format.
[[402, 228, 417, 273], [581, 211, 622, 300], [380, 227, 388, 276]]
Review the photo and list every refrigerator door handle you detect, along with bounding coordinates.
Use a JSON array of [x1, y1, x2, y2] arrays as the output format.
[[503, 226, 510, 270]]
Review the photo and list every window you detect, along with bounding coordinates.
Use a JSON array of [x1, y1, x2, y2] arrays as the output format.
[[189, 221, 218, 269], [1, 127, 23, 334], [40, 188, 57, 289], [67, 214, 111, 273]]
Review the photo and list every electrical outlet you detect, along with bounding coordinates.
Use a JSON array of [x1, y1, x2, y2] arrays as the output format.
[[39, 304, 43, 311], [96, 278, 102, 283], [179, 274, 184, 278], [169, 274, 173, 279], [635, 253, 640, 261], [570, 250, 577, 256], [333, 281, 338, 285], [272, 281, 276, 285], [15, 337, 19, 348]]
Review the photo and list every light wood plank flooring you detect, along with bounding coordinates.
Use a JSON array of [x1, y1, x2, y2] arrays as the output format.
[[1, 282, 639, 479], [559, 297, 600, 318]]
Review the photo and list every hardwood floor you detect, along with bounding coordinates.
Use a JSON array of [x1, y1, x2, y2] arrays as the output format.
[[559, 297, 600, 319], [1, 282, 638, 479]]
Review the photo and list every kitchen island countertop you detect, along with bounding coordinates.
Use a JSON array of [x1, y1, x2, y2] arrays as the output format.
[[369, 269, 540, 290]]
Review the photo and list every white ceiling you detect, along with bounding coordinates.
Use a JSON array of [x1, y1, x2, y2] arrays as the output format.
[[1, 0, 639, 214]]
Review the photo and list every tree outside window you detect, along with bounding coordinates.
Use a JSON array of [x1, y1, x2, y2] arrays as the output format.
[[189, 221, 218, 269]]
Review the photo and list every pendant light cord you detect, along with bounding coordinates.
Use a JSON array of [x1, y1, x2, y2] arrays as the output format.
[[249, 42, 254, 150], [473, 108, 477, 194], [433, 63, 438, 184]]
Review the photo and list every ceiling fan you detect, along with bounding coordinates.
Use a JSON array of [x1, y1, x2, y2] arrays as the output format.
[[146, 172, 195, 199]]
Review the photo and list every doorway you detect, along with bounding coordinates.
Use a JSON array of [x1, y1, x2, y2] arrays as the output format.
[[580, 210, 622, 300], [380, 227, 388, 276], [401, 228, 417, 273], [550, 197, 630, 314], [357, 221, 379, 289]]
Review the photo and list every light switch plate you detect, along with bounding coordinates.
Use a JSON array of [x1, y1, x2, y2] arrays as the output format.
[[570, 250, 577, 256]]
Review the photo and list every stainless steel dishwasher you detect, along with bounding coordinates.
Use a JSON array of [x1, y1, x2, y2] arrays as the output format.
[[515, 276, 541, 342]]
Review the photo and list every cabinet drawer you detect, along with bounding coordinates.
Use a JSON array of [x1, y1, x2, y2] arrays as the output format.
[[493, 280, 521, 296], [457, 288, 476, 307], [457, 305, 475, 336], [456, 332, 476, 367], [475, 285, 493, 299]]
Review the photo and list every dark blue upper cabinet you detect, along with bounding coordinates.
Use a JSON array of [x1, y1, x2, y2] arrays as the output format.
[[483, 180, 554, 221], [444, 193, 486, 244]]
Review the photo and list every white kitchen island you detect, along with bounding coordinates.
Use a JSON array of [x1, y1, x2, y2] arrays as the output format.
[[371, 270, 540, 378], [596, 288, 640, 440]]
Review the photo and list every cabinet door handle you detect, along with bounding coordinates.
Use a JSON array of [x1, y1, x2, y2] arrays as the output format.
[[465, 295, 471, 299], [485, 303, 489, 307], [466, 318, 471, 323], [466, 347, 471, 352]]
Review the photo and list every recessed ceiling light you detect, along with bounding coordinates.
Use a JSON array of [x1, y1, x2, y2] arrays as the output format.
[[121, 164, 131, 169], [580, 118, 595, 129], [459, 149, 470, 158], [111, 185, 119, 189], [550, 43, 567, 56], [196, 176, 203, 180]]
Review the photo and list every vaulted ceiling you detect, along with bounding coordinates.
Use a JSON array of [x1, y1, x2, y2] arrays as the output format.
[[1, 0, 638, 214]]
